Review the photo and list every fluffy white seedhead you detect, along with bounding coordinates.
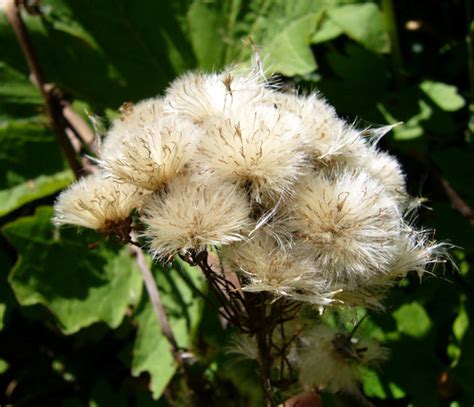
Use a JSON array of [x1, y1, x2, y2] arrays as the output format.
[[100, 114, 201, 191], [53, 174, 146, 232], [389, 228, 447, 279], [223, 232, 335, 305], [143, 175, 252, 259], [344, 145, 408, 208], [263, 91, 365, 164], [193, 104, 307, 203], [288, 170, 402, 287], [163, 68, 267, 122], [298, 325, 388, 393], [101, 98, 164, 153], [333, 230, 446, 308]]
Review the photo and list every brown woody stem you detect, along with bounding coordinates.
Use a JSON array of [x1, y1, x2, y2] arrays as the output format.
[[4, 0, 82, 177]]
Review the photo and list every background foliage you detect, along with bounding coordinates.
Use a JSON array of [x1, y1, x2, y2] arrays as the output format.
[[0, 0, 472, 405]]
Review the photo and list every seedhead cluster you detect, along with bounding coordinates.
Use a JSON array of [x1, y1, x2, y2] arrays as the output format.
[[53, 65, 445, 398]]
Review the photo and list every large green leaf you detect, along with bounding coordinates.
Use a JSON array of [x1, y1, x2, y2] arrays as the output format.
[[327, 3, 390, 53], [132, 259, 203, 399], [264, 13, 318, 76], [186, 0, 329, 76], [0, 118, 70, 217], [3, 206, 143, 334], [186, 0, 235, 70], [0, 0, 195, 110], [312, 17, 343, 44]]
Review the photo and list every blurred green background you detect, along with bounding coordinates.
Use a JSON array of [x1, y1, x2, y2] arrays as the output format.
[[0, 0, 472, 405]]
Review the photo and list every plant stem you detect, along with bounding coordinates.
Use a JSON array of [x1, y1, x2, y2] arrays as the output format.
[[245, 292, 276, 407], [130, 244, 189, 375], [4, 0, 82, 177], [182, 250, 276, 404], [381, 0, 405, 87]]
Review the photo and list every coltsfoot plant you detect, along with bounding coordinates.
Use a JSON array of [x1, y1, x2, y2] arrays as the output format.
[[53, 64, 446, 404]]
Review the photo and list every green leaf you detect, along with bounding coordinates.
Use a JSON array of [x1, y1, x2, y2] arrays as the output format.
[[186, 0, 229, 70], [186, 0, 327, 76], [361, 368, 406, 400], [361, 368, 387, 399], [0, 0, 196, 109], [89, 379, 128, 407], [3, 206, 143, 334], [392, 302, 432, 338], [0, 62, 42, 119], [0, 118, 70, 217], [453, 305, 469, 342], [327, 3, 390, 53], [0, 358, 8, 374], [420, 80, 465, 112], [264, 13, 318, 76], [132, 259, 203, 399], [0, 249, 15, 331], [379, 99, 433, 141], [312, 17, 343, 44], [0, 170, 73, 218]]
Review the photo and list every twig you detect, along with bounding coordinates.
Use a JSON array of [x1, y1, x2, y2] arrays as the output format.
[[130, 244, 188, 375], [410, 152, 474, 228], [438, 176, 474, 227], [4, 0, 82, 177], [62, 102, 96, 147]]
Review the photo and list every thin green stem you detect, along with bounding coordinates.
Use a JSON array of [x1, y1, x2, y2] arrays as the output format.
[[381, 0, 405, 87]]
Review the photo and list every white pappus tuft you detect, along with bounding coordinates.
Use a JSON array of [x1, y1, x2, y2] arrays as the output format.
[[100, 114, 201, 191], [53, 173, 147, 232], [163, 68, 268, 123], [287, 170, 402, 287], [142, 175, 252, 259], [223, 231, 336, 305], [193, 104, 307, 203]]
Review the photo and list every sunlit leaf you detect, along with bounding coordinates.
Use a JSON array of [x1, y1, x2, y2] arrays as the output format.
[[420, 80, 465, 112], [312, 17, 343, 44], [392, 302, 431, 338], [327, 3, 390, 53], [264, 13, 318, 76], [0, 170, 73, 218]]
